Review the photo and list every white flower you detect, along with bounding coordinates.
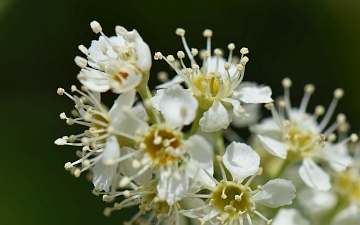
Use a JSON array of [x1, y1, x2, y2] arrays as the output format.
[[185, 142, 296, 225], [154, 28, 272, 132], [75, 20, 151, 94], [252, 78, 355, 191], [109, 84, 214, 205]]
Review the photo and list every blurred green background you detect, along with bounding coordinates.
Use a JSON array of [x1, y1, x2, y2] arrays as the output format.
[[1, 0, 360, 224]]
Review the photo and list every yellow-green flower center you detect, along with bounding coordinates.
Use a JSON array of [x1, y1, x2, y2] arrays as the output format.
[[211, 181, 253, 219], [286, 126, 318, 161], [142, 125, 182, 166]]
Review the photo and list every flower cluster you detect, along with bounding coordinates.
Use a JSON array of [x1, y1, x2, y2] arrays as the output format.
[[55, 21, 360, 225]]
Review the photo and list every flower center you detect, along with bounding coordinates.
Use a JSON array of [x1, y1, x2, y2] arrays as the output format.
[[193, 74, 219, 97], [142, 125, 182, 166], [337, 171, 360, 203], [286, 126, 317, 161], [211, 181, 253, 219]]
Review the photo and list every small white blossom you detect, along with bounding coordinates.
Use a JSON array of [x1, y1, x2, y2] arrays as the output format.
[[76, 21, 151, 94], [155, 29, 273, 132], [252, 78, 354, 191], [187, 142, 296, 225]]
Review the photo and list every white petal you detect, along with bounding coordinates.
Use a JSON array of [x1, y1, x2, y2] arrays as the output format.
[[156, 75, 184, 89], [331, 203, 360, 225], [110, 71, 142, 94], [257, 134, 288, 159], [235, 85, 273, 103], [157, 166, 189, 205], [221, 97, 241, 117], [251, 117, 281, 133], [150, 89, 164, 110], [223, 142, 260, 182], [127, 29, 152, 71], [159, 84, 198, 127], [252, 179, 296, 208], [109, 89, 136, 121], [88, 36, 124, 69], [299, 158, 331, 191], [184, 135, 214, 178], [119, 146, 152, 186], [102, 136, 120, 165], [92, 161, 117, 192], [298, 187, 337, 217], [272, 208, 310, 225], [77, 69, 109, 92], [322, 143, 353, 172], [199, 100, 232, 132]]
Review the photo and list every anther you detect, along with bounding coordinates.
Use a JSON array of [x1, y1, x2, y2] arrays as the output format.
[[92, 189, 100, 196], [114, 203, 122, 210], [235, 195, 242, 202], [203, 29, 213, 37], [55, 138, 67, 146], [315, 105, 325, 116], [60, 112, 67, 120], [101, 44, 108, 55], [103, 195, 111, 202], [240, 56, 249, 65], [154, 52, 163, 60], [351, 133, 358, 142], [224, 62, 231, 70], [258, 167, 263, 175], [334, 88, 344, 99], [228, 43, 235, 51], [177, 51, 185, 59], [265, 103, 274, 110], [236, 64, 244, 70], [74, 168, 81, 178], [57, 88, 65, 95], [214, 48, 222, 56], [257, 185, 263, 190], [191, 48, 199, 56], [64, 162, 73, 170], [132, 159, 141, 169], [157, 71, 168, 82], [120, 177, 131, 187], [90, 20, 102, 34], [216, 155, 223, 162], [336, 113, 346, 124], [103, 207, 112, 217], [282, 77, 292, 88], [284, 134, 291, 140], [82, 159, 90, 167], [166, 55, 175, 62], [327, 133, 337, 142], [78, 45, 89, 55], [304, 84, 315, 94], [115, 25, 127, 36], [71, 85, 77, 92], [240, 47, 249, 54], [216, 217, 223, 222], [267, 219, 273, 225], [123, 190, 131, 198], [175, 28, 185, 36]]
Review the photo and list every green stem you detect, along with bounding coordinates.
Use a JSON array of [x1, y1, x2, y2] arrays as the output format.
[[188, 107, 205, 136], [214, 130, 225, 156]]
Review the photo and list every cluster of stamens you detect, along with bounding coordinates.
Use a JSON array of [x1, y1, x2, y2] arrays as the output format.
[[154, 28, 249, 109]]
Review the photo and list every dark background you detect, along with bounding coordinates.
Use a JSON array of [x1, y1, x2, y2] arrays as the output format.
[[1, 0, 360, 224]]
